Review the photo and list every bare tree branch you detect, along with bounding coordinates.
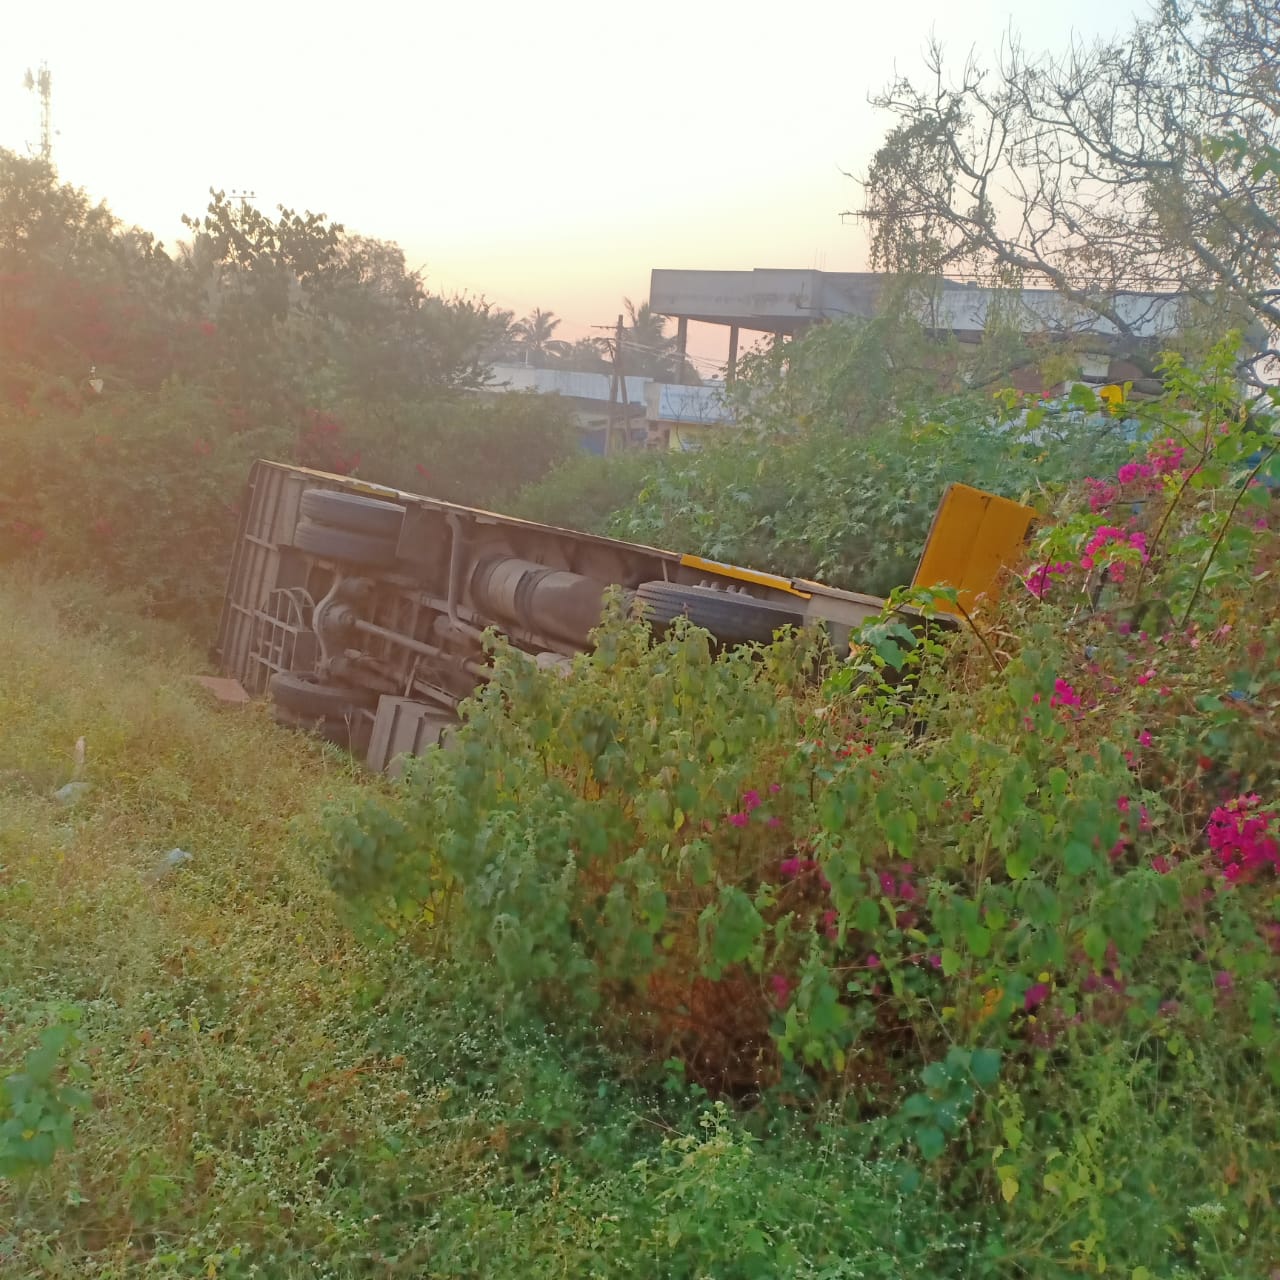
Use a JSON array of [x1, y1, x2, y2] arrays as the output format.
[[856, 0, 1279, 377]]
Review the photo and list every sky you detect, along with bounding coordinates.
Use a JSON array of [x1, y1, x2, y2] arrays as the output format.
[[2, 0, 1143, 372]]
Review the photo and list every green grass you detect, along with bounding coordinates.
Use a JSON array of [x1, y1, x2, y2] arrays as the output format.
[[0, 570, 992, 1278]]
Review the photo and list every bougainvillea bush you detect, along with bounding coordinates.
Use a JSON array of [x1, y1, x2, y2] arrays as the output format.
[[329, 344, 1278, 1277]]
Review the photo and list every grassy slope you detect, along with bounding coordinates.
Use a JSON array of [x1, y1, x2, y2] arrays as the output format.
[[0, 573, 436, 1275], [0, 572, 983, 1280]]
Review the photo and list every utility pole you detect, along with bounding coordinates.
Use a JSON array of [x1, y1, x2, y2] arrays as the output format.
[[592, 314, 629, 455], [608, 313, 625, 455], [23, 63, 52, 162]]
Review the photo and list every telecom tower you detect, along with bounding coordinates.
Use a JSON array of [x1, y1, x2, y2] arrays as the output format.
[[23, 62, 52, 161]]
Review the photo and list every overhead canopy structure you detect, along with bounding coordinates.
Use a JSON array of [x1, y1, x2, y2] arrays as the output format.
[[649, 267, 1186, 380]]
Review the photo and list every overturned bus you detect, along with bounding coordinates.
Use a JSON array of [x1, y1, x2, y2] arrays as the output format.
[[215, 461, 1035, 773]]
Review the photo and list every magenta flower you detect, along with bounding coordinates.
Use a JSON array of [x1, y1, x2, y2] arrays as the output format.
[[766, 816, 782, 829], [1050, 678, 1081, 709], [769, 973, 793, 1005], [1214, 970, 1233, 991], [727, 812, 749, 828], [1138, 730, 1153, 747], [1084, 477, 1118, 511], [866, 953, 881, 969], [779, 857, 816, 880], [1207, 794, 1279, 881], [1024, 982, 1050, 1011], [742, 789, 761, 812]]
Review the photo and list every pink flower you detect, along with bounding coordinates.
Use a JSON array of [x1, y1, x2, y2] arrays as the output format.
[[1214, 970, 1233, 991], [742, 789, 761, 812], [1085, 477, 1118, 512], [1024, 982, 1050, 1011], [1050, 678, 1081, 709], [1023, 561, 1074, 598], [866, 953, 881, 969], [727, 812, 749, 828], [779, 857, 816, 880], [1138, 730, 1153, 747], [1207, 794, 1279, 881], [769, 973, 793, 1005], [1136, 669, 1156, 687], [766, 816, 782, 829], [769, 783, 782, 794], [821, 909, 838, 940]]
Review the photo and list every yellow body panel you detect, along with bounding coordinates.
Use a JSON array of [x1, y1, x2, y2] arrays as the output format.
[[911, 483, 1037, 614], [678, 554, 813, 599]]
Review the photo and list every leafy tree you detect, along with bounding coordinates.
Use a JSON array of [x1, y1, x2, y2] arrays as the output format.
[[857, 0, 1280, 380], [560, 335, 611, 374], [0, 149, 191, 398]]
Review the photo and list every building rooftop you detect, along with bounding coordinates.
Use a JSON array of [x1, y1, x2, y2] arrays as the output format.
[[649, 268, 1185, 344]]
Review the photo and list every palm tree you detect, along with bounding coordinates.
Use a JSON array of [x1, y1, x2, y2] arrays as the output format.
[[512, 307, 569, 367], [620, 298, 699, 383]]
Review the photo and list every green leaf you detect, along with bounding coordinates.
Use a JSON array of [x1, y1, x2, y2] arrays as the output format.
[[818, 789, 847, 832], [970, 1047, 1001, 1087], [1063, 841, 1094, 876], [915, 1124, 946, 1161], [1005, 849, 1032, 880], [1083, 923, 1108, 967], [965, 924, 991, 958], [940, 947, 962, 977], [854, 896, 880, 932], [711, 887, 764, 967], [921, 1061, 949, 1090], [900, 1092, 934, 1120]]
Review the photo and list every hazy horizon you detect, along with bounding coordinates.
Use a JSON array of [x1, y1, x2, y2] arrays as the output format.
[[4, 0, 1141, 368]]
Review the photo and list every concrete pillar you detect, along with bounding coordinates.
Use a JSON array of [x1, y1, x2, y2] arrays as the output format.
[[727, 325, 740, 384], [676, 317, 688, 385]]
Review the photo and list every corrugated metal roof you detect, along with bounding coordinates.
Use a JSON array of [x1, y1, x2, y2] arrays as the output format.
[[487, 364, 649, 404]]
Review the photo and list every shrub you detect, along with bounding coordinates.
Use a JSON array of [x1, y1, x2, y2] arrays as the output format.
[[0, 381, 284, 630], [604, 393, 1128, 600], [510, 447, 659, 533], [0, 382, 577, 634], [329, 341, 1280, 1276]]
